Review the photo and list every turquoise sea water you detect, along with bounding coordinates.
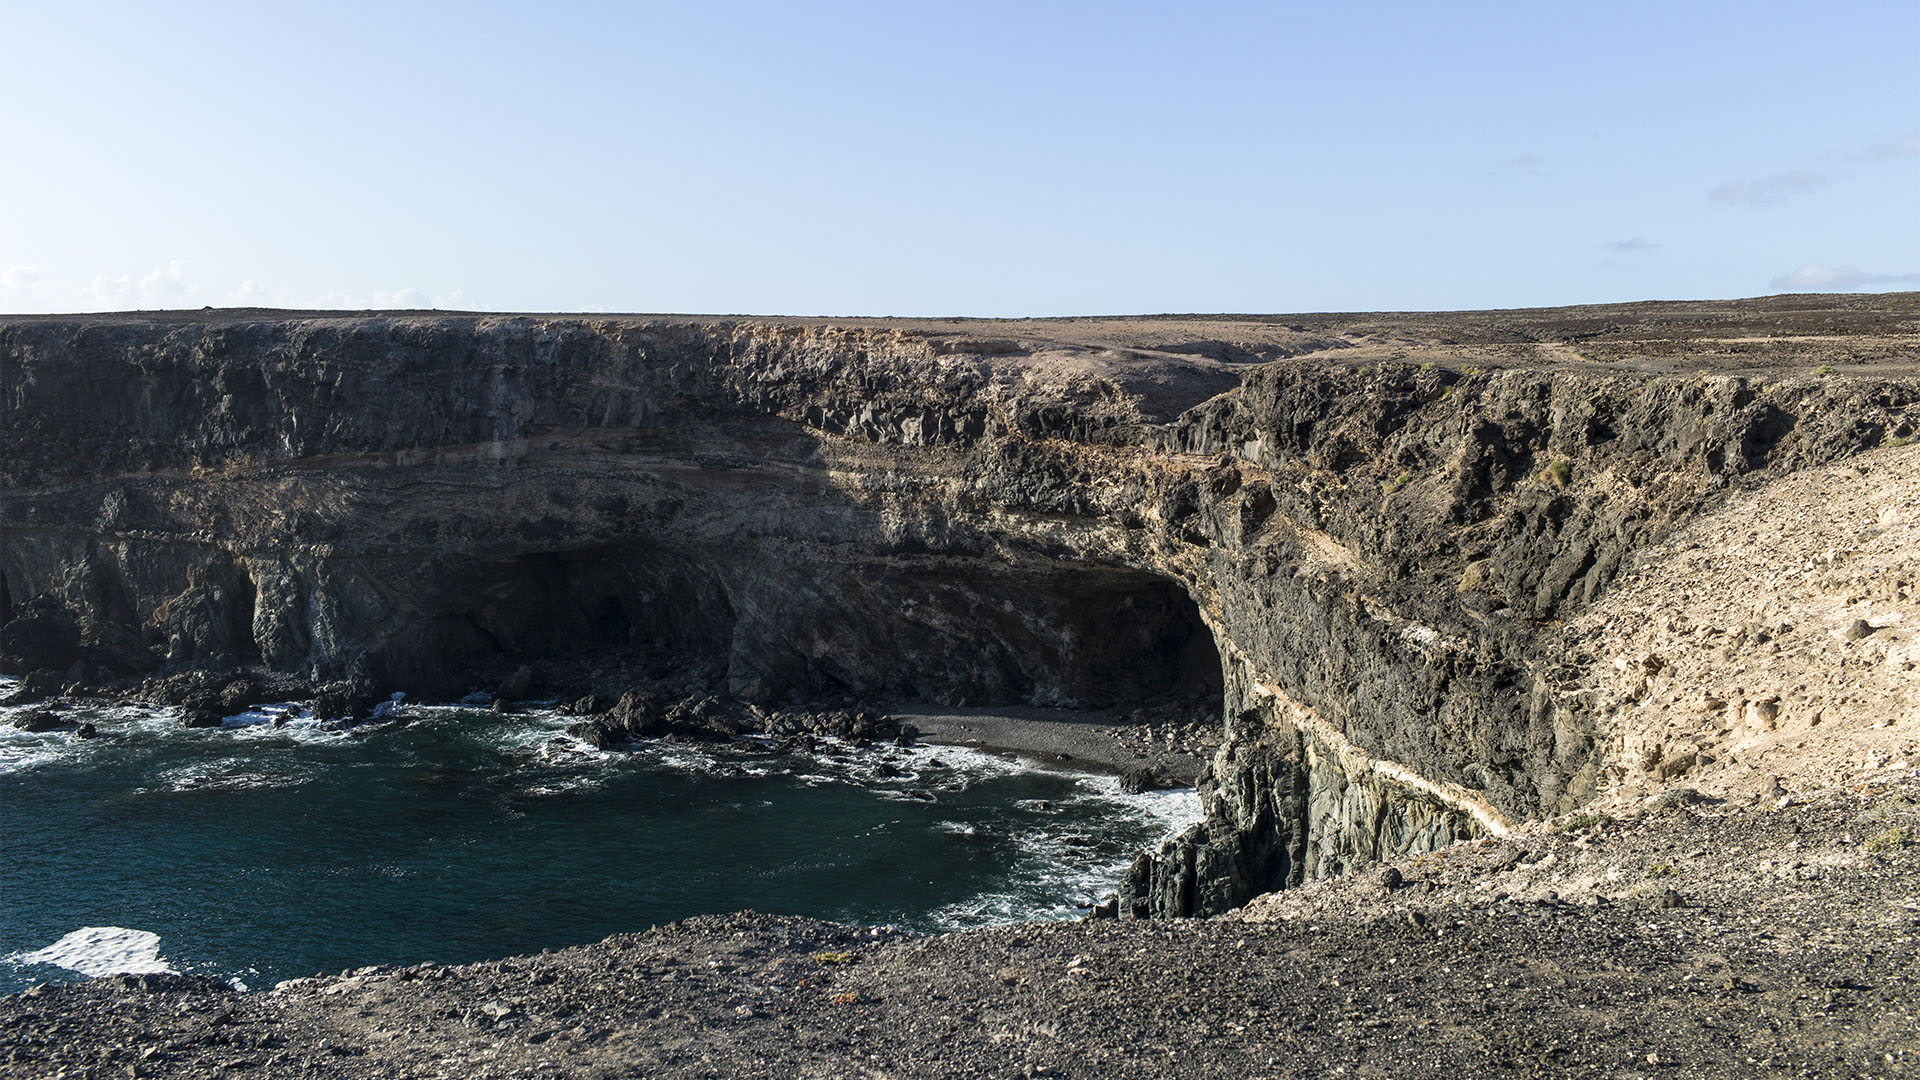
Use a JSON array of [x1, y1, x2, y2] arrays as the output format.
[[0, 679, 1195, 993]]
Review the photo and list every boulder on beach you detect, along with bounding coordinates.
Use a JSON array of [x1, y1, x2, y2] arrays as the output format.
[[1119, 766, 1163, 795]]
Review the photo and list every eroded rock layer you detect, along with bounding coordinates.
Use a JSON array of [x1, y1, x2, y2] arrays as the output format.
[[4, 298, 1917, 914]]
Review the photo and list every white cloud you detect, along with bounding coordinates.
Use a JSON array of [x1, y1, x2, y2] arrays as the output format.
[[0, 263, 470, 313], [221, 280, 272, 307], [1848, 130, 1920, 163], [0, 260, 207, 312], [2, 266, 43, 293], [1714, 130, 1919, 208], [1770, 264, 1920, 291], [1605, 237, 1659, 253], [1709, 169, 1828, 207], [86, 259, 202, 309], [1497, 154, 1545, 176], [305, 287, 469, 310]]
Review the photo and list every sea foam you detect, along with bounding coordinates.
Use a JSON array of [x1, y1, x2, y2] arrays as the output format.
[[10, 927, 176, 978]]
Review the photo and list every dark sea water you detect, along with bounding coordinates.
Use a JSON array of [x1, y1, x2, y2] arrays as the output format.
[[0, 678, 1196, 993]]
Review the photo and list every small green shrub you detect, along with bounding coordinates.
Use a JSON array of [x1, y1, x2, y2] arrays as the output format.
[[813, 951, 857, 965], [1385, 471, 1413, 493], [1867, 826, 1913, 854], [1814, 363, 1837, 376], [1888, 436, 1914, 448], [1541, 459, 1573, 488], [1555, 812, 1608, 832], [1856, 796, 1916, 825], [1645, 864, 1675, 878], [1457, 561, 1488, 594]]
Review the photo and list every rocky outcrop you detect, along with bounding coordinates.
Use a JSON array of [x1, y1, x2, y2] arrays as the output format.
[[4, 300, 1917, 914]]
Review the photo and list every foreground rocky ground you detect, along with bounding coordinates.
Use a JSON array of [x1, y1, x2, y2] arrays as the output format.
[[6, 772, 1915, 1078]]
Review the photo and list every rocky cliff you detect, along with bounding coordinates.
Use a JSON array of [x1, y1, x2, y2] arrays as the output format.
[[4, 297, 1917, 915]]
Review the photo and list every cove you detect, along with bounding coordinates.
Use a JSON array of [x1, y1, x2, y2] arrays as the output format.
[[0, 698, 1196, 994]]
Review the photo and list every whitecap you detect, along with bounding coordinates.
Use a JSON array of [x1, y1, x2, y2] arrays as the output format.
[[9, 927, 176, 978], [921, 781, 1204, 931], [143, 759, 301, 793], [0, 731, 78, 775], [515, 772, 609, 797], [1124, 787, 1204, 843], [221, 702, 316, 728]]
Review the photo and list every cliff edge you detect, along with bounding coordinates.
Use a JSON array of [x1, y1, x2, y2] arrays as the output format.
[[3, 294, 1919, 920]]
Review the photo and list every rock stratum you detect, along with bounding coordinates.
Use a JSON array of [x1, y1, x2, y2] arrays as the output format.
[[4, 295, 1920, 927]]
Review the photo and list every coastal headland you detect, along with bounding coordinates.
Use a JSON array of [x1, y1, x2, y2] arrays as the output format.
[[3, 294, 1919, 1074]]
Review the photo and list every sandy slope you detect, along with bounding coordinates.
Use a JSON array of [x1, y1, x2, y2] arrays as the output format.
[[1574, 441, 1920, 810]]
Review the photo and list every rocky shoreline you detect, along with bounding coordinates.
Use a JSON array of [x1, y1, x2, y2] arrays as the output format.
[[6, 298, 1920, 1074], [11, 300, 1919, 919], [4, 662, 1209, 793], [6, 772, 1913, 1078]]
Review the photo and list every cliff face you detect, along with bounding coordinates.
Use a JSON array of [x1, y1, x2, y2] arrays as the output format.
[[5, 300, 1917, 915]]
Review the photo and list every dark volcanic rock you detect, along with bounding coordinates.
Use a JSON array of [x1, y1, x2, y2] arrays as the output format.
[[565, 717, 623, 749], [0, 597, 80, 675], [9, 708, 72, 733], [562, 692, 608, 716], [3, 301, 1918, 917], [497, 663, 533, 699], [607, 689, 666, 737], [310, 682, 377, 724], [216, 678, 258, 714], [77, 620, 161, 680]]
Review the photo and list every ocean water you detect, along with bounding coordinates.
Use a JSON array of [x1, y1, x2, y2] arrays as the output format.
[[0, 677, 1197, 994]]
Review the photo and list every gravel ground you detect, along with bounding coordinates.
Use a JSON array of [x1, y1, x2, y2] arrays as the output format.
[[6, 775, 1916, 1078]]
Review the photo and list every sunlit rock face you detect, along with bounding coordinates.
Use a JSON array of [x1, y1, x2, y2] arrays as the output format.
[[5, 302, 1917, 912]]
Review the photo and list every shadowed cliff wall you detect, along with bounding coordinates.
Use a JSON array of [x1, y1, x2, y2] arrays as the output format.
[[4, 308, 1916, 914]]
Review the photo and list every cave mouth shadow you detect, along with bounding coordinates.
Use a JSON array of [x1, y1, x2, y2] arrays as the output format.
[[724, 557, 1226, 716], [407, 547, 1223, 720]]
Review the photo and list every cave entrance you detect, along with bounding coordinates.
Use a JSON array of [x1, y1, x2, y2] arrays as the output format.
[[402, 545, 1222, 721], [409, 545, 736, 693], [743, 560, 1225, 715], [982, 566, 1225, 713]]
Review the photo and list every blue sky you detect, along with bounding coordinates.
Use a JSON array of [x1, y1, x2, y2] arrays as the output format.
[[1, 1, 1914, 315]]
